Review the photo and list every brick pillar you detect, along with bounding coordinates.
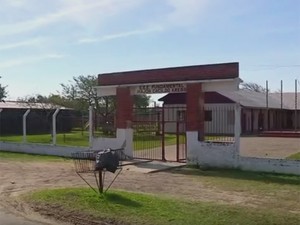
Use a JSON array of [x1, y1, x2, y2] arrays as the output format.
[[186, 83, 205, 141], [116, 87, 133, 129]]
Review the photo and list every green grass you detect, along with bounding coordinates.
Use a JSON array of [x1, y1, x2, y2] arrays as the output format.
[[24, 188, 300, 225], [133, 133, 183, 150], [0, 131, 183, 150], [0, 131, 90, 146], [0, 131, 231, 151], [174, 167, 300, 190], [171, 167, 300, 212], [0, 151, 69, 162], [286, 152, 300, 160]]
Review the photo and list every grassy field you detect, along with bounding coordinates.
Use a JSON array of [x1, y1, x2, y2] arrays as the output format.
[[0, 131, 182, 150], [0, 151, 69, 162], [0, 131, 90, 146], [0, 131, 231, 151], [24, 188, 300, 225], [286, 152, 300, 160], [171, 167, 300, 214], [133, 133, 183, 150], [173, 167, 300, 192]]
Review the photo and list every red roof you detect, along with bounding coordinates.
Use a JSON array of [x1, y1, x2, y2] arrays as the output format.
[[98, 62, 239, 86]]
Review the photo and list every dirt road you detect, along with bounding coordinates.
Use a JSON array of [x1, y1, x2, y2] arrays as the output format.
[[0, 204, 47, 225]]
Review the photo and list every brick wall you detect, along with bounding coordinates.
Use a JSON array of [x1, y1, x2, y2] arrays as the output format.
[[186, 83, 205, 140], [116, 87, 133, 128]]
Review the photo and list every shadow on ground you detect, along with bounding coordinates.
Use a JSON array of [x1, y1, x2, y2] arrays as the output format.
[[103, 193, 142, 208]]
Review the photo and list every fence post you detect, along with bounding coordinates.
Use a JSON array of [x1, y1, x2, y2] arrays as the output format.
[[89, 106, 93, 148], [234, 104, 241, 156], [23, 109, 31, 143], [52, 108, 60, 145]]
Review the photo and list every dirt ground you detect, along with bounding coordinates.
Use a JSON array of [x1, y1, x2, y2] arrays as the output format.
[[0, 136, 299, 224], [1, 159, 293, 225], [240, 137, 300, 158]]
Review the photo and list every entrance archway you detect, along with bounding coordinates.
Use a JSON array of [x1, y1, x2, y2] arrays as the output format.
[[95, 62, 240, 162]]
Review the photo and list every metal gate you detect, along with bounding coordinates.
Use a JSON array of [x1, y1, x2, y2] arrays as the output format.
[[132, 106, 186, 162]]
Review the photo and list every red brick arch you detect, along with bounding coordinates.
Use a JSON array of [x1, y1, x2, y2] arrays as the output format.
[[97, 62, 239, 140]]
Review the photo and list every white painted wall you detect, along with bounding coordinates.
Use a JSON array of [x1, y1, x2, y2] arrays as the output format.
[[202, 78, 240, 92], [95, 79, 239, 97], [92, 128, 133, 158], [186, 132, 300, 175], [186, 105, 300, 175], [186, 131, 239, 168], [0, 129, 133, 158], [95, 86, 116, 97], [239, 157, 300, 175]]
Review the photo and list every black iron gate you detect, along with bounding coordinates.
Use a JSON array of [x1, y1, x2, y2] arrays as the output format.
[[132, 106, 186, 162]]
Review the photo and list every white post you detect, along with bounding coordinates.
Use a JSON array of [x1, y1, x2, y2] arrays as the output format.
[[89, 106, 93, 148], [52, 108, 60, 145], [234, 104, 241, 157], [22, 109, 30, 143]]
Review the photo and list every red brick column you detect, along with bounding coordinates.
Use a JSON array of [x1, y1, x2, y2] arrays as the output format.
[[186, 83, 205, 141], [116, 87, 133, 129]]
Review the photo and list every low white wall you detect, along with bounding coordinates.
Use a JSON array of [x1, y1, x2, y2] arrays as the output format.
[[0, 141, 88, 157], [92, 128, 133, 157], [239, 157, 300, 175], [186, 131, 239, 168], [0, 129, 133, 158], [186, 131, 300, 175]]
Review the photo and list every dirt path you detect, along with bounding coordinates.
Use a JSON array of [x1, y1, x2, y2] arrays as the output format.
[[0, 160, 289, 224]]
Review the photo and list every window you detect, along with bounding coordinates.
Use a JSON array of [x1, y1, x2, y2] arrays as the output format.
[[205, 110, 212, 122]]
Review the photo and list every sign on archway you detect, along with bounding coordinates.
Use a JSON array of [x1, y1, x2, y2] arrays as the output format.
[[134, 83, 186, 94]]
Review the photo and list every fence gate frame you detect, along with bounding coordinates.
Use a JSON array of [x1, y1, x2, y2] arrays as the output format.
[[132, 105, 187, 162]]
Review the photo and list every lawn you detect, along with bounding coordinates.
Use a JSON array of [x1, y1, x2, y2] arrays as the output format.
[[171, 167, 300, 213], [133, 133, 184, 150], [0, 131, 232, 151], [0, 151, 69, 162], [24, 188, 300, 225], [0, 131, 184, 150], [286, 152, 300, 160], [0, 131, 90, 146]]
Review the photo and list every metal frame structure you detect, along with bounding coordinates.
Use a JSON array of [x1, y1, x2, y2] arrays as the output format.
[[71, 148, 128, 195], [132, 106, 187, 162]]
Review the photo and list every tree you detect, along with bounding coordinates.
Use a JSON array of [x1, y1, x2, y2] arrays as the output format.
[[61, 75, 98, 114], [240, 82, 269, 93], [0, 76, 8, 102], [60, 74, 150, 117], [134, 95, 151, 108]]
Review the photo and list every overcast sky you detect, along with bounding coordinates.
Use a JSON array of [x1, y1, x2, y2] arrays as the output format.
[[0, 0, 299, 100]]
